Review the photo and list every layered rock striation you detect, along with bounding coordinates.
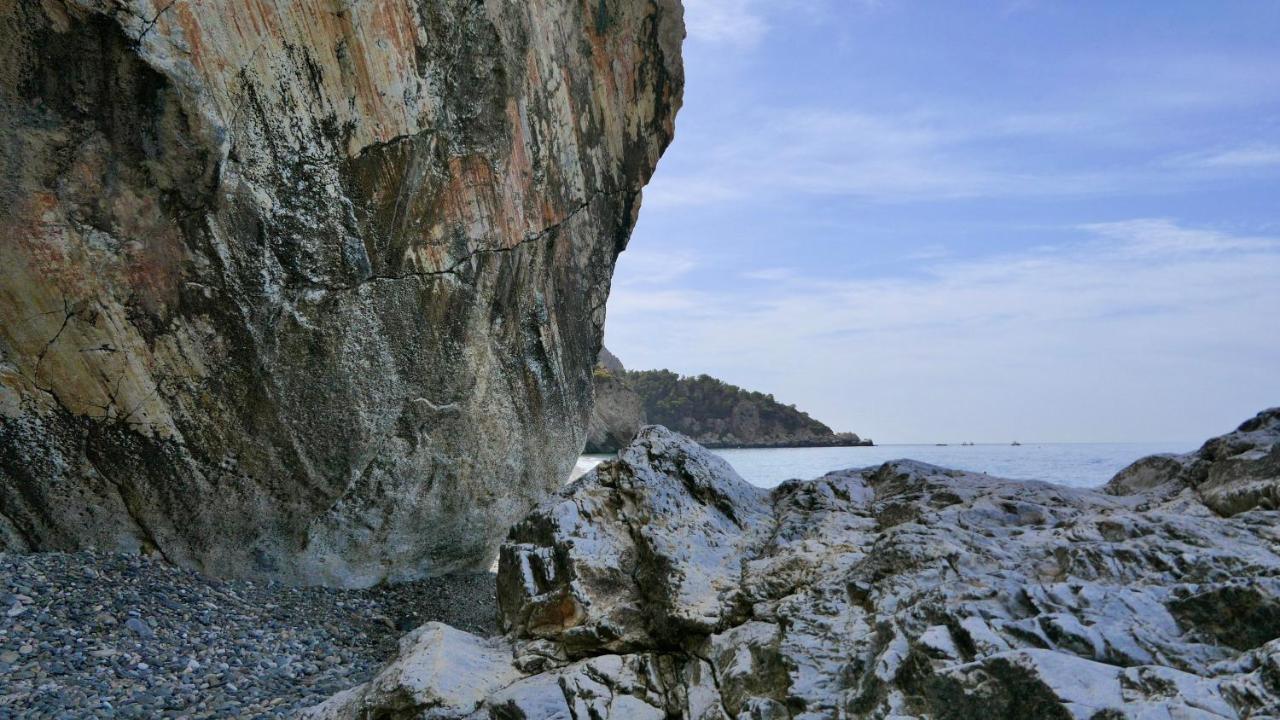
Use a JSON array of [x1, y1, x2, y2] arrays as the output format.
[[311, 411, 1280, 718], [0, 0, 683, 585]]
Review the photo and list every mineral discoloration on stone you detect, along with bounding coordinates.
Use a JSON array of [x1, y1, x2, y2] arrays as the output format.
[[310, 416, 1280, 718], [0, 0, 684, 586]]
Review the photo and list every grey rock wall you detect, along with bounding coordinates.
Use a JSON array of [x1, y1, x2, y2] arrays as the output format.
[[0, 0, 683, 586]]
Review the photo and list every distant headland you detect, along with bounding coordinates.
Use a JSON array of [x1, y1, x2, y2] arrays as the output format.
[[585, 348, 872, 453]]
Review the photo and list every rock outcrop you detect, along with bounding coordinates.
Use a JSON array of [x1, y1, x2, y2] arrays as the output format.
[[584, 352, 874, 453], [1105, 407, 1280, 516], [583, 347, 647, 453], [0, 0, 683, 586], [310, 414, 1280, 718]]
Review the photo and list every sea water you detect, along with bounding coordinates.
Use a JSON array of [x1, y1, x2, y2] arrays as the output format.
[[572, 441, 1197, 489]]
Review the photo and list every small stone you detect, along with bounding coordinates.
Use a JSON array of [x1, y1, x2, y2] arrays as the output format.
[[124, 618, 154, 639]]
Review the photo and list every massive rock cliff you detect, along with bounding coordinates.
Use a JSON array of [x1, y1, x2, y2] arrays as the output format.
[[0, 0, 683, 586], [308, 411, 1280, 719], [625, 368, 871, 448]]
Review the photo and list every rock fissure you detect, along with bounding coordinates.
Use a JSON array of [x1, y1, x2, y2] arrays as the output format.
[[84, 452, 174, 566], [327, 189, 627, 293], [31, 297, 75, 381], [128, 0, 178, 42]]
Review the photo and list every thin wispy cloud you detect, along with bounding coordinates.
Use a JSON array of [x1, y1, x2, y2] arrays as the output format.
[[646, 108, 1130, 207], [740, 267, 797, 281], [610, 248, 698, 287], [1173, 145, 1280, 169], [608, 220, 1280, 442], [618, 3, 1280, 443], [1081, 218, 1280, 256], [683, 0, 768, 47]]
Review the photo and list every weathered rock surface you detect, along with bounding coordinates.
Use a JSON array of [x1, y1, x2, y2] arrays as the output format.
[[1105, 407, 1280, 516], [311, 415, 1280, 718], [0, 0, 683, 585], [583, 347, 647, 453]]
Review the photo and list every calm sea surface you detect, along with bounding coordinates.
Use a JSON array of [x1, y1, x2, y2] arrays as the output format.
[[573, 441, 1197, 489]]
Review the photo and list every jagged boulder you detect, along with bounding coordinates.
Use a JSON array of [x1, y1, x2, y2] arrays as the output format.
[[1106, 407, 1280, 515], [0, 0, 683, 585], [303, 623, 524, 720], [307, 416, 1280, 718], [498, 426, 771, 655]]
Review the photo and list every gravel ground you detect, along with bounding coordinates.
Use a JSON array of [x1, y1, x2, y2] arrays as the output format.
[[0, 551, 497, 719]]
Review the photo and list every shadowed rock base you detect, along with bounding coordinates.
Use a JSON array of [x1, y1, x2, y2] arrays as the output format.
[[307, 412, 1280, 719]]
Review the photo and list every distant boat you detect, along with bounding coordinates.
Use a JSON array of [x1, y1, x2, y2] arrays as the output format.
[[1011, 441, 1022, 446], [935, 443, 948, 446]]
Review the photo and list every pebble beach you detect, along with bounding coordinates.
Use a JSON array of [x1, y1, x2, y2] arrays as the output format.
[[0, 552, 496, 719]]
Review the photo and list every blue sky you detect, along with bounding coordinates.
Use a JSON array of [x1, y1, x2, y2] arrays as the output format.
[[603, 0, 1280, 443]]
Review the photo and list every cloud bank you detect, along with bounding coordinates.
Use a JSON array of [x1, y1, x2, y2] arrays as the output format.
[[606, 220, 1280, 443]]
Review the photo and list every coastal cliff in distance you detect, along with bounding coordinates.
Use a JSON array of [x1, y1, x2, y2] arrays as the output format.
[[585, 349, 870, 452], [0, 0, 683, 586]]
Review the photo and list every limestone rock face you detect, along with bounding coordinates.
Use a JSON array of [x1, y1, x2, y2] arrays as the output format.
[[303, 623, 524, 720], [312, 417, 1280, 718], [0, 0, 683, 586]]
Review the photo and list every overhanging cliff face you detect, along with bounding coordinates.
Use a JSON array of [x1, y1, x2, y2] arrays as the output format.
[[0, 0, 683, 586]]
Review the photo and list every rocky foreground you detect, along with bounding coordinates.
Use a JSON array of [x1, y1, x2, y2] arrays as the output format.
[[309, 410, 1280, 719]]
